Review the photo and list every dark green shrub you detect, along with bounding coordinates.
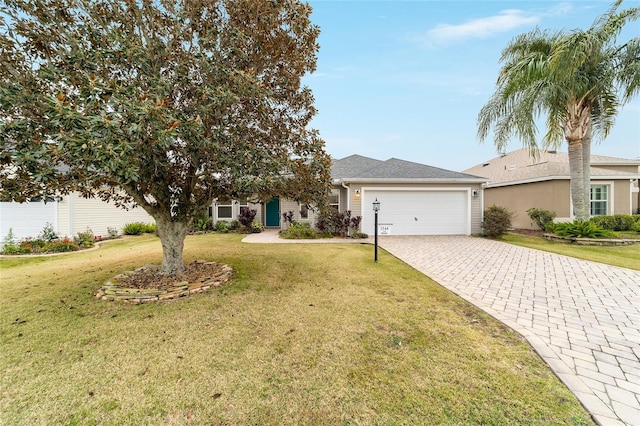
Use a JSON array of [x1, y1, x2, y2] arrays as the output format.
[[590, 214, 635, 231], [526, 208, 556, 231], [214, 220, 231, 233], [43, 237, 79, 252], [281, 222, 317, 239], [483, 205, 513, 238], [589, 215, 616, 230], [632, 221, 640, 232], [351, 230, 369, 239], [76, 228, 95, 248], [552, 221, 617, 238], [229, 220, 241, 231], [192, 216, 212, 232], [123, 222, 146, 235]]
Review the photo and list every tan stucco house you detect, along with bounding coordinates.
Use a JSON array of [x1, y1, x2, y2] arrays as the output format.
[[210, 154, 487, 236], [464, 149, 640, 230]]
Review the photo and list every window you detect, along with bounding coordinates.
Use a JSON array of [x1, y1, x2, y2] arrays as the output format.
[[300, 204, 309, 220], [329, 189, 340, 213], [590, 185, 608, 216], [217, 201, 232, 219]]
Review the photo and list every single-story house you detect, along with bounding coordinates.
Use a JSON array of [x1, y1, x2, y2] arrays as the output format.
[[0, 193, 154, 244], [209, 154, 487, 236], [2, 154, 487, 244], [463, 148, 640, 230]]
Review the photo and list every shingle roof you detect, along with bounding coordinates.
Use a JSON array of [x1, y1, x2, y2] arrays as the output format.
[[332, 155, 485, 181], [463, 148, 639, 185]]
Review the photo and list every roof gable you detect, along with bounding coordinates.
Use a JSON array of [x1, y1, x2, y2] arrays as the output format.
[[332, 155, 485, 181], [463, 148, 640, 185]]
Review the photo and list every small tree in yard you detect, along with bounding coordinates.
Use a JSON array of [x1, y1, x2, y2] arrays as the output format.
[[0, 0, 331, 275]]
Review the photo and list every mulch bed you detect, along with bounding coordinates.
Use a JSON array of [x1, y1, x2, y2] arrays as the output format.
[[115, 261, 228, 291]]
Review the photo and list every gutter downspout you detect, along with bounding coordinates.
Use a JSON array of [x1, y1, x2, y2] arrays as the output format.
[[341, 181, 351, 212]]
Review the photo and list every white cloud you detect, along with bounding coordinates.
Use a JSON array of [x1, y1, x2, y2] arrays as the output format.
[[426, 9, 539, 44]]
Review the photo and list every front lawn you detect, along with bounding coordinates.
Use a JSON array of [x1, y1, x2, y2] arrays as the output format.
[[503, 233, 640, 270], [0, 234, 593, 425]]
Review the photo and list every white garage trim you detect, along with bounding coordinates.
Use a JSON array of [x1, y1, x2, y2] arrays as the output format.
[[361, 186, 472, 235]]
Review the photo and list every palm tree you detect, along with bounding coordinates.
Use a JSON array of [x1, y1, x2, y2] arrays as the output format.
[[477, 0, 639, 221]]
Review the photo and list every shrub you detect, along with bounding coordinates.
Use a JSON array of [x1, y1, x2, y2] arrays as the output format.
[[43, 237, 79, 253], [192, 216, 212, 232], [40, 222, 58, 242], [250, 221, 264, 233], [316, 210, 361, 237], [552, 221, 618, 238], [20, 238, 46, 253], [590, 214, 636, 231], [281, 222, 317, 239], [632, 221, 640, 232], [1, 228, 29, 254], [526, 208, 556, 231], [107, 227, 119, 239], [351, 230, 369, 239], [229, 220, 241, 231], [214, 220, 231, 233], [143, 223, 157, 234], [239, 207, 257, 228], [483, 205, 513, 238], [76, 228, 95, 248], [123, 222, 146, 235]]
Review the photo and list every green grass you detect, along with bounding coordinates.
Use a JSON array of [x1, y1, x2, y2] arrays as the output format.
[[1, 234, 594, 425], [503, 233, 640, 270]]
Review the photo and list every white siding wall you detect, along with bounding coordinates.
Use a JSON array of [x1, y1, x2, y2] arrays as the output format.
[[0, 200, 57, 244], [57, 193, 154, 238]]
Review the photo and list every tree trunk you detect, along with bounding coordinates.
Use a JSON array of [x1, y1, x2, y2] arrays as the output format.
[[567, 140, 589, 221], [582, 125, 592, 219], [155, 216, 188, 275]]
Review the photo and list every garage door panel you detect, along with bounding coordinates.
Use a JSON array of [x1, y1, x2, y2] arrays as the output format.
[[362, 190, 468, 235]]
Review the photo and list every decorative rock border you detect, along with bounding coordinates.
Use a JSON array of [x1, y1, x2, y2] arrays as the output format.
[[543, 233, 640, 246], [95, 261, 232, 304]]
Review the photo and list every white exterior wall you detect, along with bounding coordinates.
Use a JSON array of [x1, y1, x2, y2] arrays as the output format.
[[57, 193, 154, 238], [0, 200, 57, 244]]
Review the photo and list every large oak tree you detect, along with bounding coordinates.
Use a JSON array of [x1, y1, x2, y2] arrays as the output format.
[[0, 0, 331, 274]]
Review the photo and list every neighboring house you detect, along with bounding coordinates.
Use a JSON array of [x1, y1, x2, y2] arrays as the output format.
[[464, 149, 640, 230], [209, 155, 487, 236], [0, 193, 154, 243]]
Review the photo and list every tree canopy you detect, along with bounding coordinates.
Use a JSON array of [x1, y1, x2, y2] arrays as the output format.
[[477, 0, 639, 221], [0, 0, 331, 274]]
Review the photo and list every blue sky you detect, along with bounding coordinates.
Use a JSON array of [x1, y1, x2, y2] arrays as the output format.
[[304, 0, 640, 172]]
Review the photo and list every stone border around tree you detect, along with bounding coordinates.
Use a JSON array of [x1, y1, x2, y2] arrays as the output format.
[[95, 261, 233, 304]]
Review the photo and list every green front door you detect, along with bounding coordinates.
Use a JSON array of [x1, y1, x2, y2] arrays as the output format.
[[265, 197, 280, 227]]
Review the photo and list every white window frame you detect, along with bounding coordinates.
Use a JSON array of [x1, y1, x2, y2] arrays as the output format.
[[329, 189, 340, 213], [299, 203, 309, 220], [217, 201, 233, 220], [590, 183, 612, 216]]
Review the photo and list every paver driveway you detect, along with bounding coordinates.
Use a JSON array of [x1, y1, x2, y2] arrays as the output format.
[[379, 236, 640, 426]]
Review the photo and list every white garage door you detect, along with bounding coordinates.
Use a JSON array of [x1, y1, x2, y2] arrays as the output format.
[[362, 190, 468, 235]]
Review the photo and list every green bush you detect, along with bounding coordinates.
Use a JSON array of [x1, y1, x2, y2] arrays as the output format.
[[229, 220, 241, 231], [1, 228, 29, 254], [281, 222, 317, 239], [632, 221, 640, 232], [552, 221, 618, 238], [526, 208, 556, 231], [43, 237, 79, 253], [250, 221, 264, 233], [483, 205, 512, 239], [351, 230, 369, 239], [590, 214, 636, 231], [76, 228, 95, 248], [20, 238, 46, 253], [142, 223, 157, 233], [214, 220, 231, 233], [123, 222, 146, 235], [192, 216, 212, 232]]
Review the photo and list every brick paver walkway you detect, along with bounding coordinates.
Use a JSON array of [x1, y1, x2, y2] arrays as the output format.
[[379, 236, 640, 426]]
